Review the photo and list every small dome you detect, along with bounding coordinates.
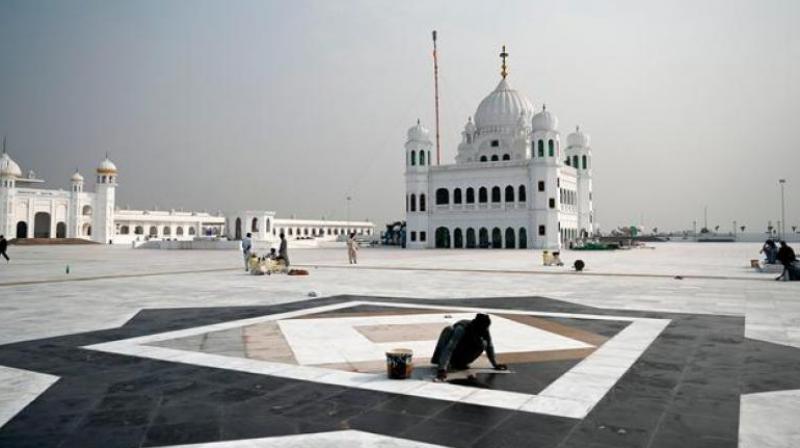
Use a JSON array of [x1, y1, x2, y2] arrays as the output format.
[[567, 126, 590, 148], [0, 152, 22, 178], [407, 120, 431, 143], [464, 116, 476, 133], [97, 156, 118, 174], [474, 79, 533, 131], [531, 105, 559, 132], [71, 170, 84, 182]]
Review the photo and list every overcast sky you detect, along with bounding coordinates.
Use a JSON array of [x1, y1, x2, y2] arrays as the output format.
[[1, 0, 798, 232]]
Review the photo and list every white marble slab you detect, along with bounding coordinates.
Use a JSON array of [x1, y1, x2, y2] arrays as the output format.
[[158, 429, 447, 447], [0, 365, 59, 428]]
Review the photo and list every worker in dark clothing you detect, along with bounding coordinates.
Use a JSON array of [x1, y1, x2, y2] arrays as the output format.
[[776, 241, 798, 281], [431, 313, 507, 381], [0, 235, 8, 263], [277, 233, 289, 267]]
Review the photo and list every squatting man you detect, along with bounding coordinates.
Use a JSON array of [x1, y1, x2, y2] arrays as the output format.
[[431, 313, 507, 381]]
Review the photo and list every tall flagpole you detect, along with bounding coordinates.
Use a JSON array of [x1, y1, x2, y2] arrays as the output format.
[[432, 30, 441, 166]]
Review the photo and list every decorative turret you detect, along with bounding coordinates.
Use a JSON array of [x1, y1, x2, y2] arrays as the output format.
[[70, 169, 84, 192], [565, 126, 593, 237], [530, 105, 561, 162], [93, 155, 118, 243]]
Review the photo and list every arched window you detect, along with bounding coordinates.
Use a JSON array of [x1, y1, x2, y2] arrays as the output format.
[[176, 227, 184, 236], [82, 205, 92, 216], [519, 227, 528, 249], [565, 157, 571, 166], [304, 228, 309, 236], [435, 227, 451, 248], [490, 155, 499, 162], [163, 226, 171, 236], [538, 140, 544, 157], [454, 228, 464, 248], [436, 188, 449, 205], [411, 150, 416, 166], [420, 151, 425, 166], [288, 228, 293, 236], [480, 156, 488, 162], [149, 226, 158, 236], [235, 217, 242, 240], [453, 188, 462, 204], [420, 194, 426, 211], [134, 226, 144, 235], [548, 140, 555, 157], [519, 185, 526, 202], [251, 218, 258, 232], [478, 187, 488, 203], [573, 155, 579, 167], [466, 228, 476, 248], [410, 194, 416, 212], [466, 188, 475, 204], [491, 227, 502, 248], [491, 186, 501, 203], [502, 154, 510, 161], [479, 228, 489, 248], [120, 225, 130, 235], [505, 227, 516, 249], [188, 227, 196, 235], [582, 155, 588, 170], [266, 219, 271, 233], [505, 185, 514, 203]]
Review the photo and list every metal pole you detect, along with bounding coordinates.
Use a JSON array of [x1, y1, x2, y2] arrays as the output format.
[[346, 196, 351, 225], [779, 179, 786, 240], [432, 30, 441, 166]]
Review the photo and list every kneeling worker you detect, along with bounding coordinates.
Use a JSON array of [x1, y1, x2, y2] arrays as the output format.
[[431, 313, 507, 381]]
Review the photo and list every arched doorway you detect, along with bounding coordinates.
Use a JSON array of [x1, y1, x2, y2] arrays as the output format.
[[453, 228, 464, 248], [491, 227, 502, 249], [83, 223, 92, 237], [435, 227, 451, 248], [235, 218, 242, 240], [16, 221, 27, 239], [34, 212, 51, 238], [519, 227, 528, 249], [466, 228, 476, 248], [505, 227, 515, 249], [479, 228, 489, 248], [251, 217, 258, 232], [56, 222, 67, 238]]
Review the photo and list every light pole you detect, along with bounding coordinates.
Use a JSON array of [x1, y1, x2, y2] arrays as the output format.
[[779, 179, 786, 240], [346, 196, 352, 225]]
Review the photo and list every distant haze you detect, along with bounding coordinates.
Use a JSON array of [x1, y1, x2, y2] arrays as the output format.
[[1, 0, 798, 233]]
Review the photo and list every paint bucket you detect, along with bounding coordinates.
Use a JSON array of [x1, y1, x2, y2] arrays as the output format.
[[385, 348, 413, 379]]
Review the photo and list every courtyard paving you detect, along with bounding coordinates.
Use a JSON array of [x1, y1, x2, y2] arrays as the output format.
[[0, 242, 797, 447]]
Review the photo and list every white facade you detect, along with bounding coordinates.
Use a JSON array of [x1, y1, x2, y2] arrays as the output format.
[[405, 57, 594, 250], [0, 152, 225, 244], [226, 210, 375, 243]]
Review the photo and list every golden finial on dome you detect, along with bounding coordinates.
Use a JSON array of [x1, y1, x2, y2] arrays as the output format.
[[500, 45, 509, 79]]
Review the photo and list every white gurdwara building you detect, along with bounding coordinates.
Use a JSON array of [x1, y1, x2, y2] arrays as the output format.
[[0, 151, 225, 243], [405, 51, 593, 250], [0, 149, 374, 245]]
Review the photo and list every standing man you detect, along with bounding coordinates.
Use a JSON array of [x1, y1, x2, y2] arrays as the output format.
[[347, 232, 359, 264], [241, 232, 253, 271], [0, 235, 8, 263], [277, 232, 290, 267], [776, 241, 798, 281]]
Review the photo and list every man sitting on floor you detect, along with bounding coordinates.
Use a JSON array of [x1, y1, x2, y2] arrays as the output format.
[[431, 313, 507, 381]]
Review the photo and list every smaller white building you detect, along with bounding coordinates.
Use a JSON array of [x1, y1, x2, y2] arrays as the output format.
[[226, 210, 375, 244]]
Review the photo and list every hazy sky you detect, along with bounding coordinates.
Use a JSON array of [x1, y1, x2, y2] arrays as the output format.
[[1, 0, 798, 232]]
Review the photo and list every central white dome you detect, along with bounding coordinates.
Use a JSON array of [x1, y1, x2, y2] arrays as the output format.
[[474, 79, 533, 131]]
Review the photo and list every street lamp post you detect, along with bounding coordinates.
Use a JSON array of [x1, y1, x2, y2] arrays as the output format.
[[346, 196, 352, 225], [779, 179, 786, 240]]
